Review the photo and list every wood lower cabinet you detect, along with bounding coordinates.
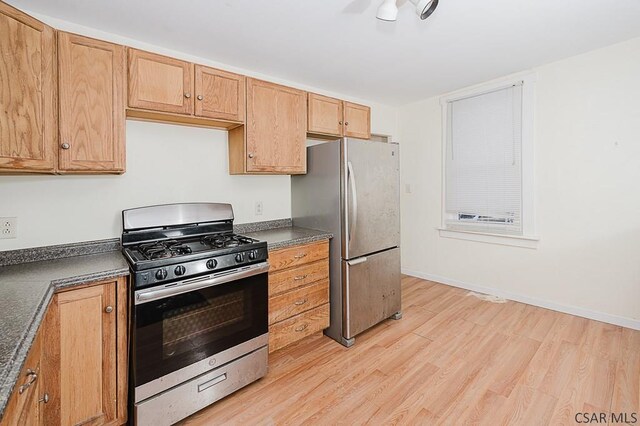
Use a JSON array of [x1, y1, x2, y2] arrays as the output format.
[[0, 330, 43, 426], [43, 277, 128, 426], [343, 101, 371, 139], [58, 32, 126, 173], [128, 48, 194, 115], [267, 240, 330, 353], [229, 78, 306, 175], [194, 65, 245, 122], [1, 277, 128, 426], [0, 2, 56, 173]]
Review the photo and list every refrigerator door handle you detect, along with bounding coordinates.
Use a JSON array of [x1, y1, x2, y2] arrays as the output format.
[[347, 161, 358, 243], [347, 257, 367, 266]]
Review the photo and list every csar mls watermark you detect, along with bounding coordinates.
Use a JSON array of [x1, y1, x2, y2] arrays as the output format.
[[575, 412, 638, 424]]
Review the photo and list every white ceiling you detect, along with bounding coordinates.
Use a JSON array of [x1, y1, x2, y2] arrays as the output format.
[[10, 0, 640, 105]]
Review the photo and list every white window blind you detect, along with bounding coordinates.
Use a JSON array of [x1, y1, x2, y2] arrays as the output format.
[[445, 83, 523, 235]]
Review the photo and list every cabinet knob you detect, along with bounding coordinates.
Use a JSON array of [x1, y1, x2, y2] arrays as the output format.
[[345, 122, 349, 126], [61, 143, 70, 150], [248, 153, 254, 159], [39, 393, 49, 404], [184, 93, 191, 99], [339, 121, 343, 125], [105, 306, 113, 313], [197, 95, 203, 101]]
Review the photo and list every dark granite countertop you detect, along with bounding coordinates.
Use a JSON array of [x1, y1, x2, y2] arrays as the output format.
[[244, 226, 333, 250], [0, 250, 129, 421]]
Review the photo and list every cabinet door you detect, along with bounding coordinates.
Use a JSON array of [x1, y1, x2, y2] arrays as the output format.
[[0, 331, 42, 426], [58, 32, 125, 173], [194, 65, 245, 122], [343, 101, 371, 139], [44, 283, 117, 426], [246, 78, 306, 174], [307, 93, 343, 137], [0, 2, 56, 172], [128, 48, 193, 115]]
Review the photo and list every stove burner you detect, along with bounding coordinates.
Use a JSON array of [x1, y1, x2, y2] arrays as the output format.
[[200, 234, 254, 249], [139, 240, 193, 260]]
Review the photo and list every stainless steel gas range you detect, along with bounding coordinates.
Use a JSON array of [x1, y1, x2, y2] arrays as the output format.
[[121, 203, 269, 426]]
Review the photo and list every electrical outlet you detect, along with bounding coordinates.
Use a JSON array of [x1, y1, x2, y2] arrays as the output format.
[[0, 217, 17, 239], [255, 201, 263, 216]]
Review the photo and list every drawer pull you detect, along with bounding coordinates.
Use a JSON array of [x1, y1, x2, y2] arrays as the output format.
[[294, 298, 308, 306], [19, 369, 38, 394], [295, 323, 309, 332], [293, 253, 307, 259], [197, 373, 227, 393], [294, 274, 308, 281]]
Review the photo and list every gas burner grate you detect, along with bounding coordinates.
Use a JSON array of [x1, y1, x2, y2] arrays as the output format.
[[200, 234, 254, 249], [139, 240, 193, 260]]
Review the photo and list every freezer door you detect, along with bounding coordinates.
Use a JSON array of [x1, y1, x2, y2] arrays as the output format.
[[343, 138, 400, 260], [342, 247, 401, 339]]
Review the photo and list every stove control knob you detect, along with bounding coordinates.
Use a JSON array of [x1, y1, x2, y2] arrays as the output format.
[[248, 250, 257, 260], [206, 259, 217, 269], [235, 253, 245, 263], [174, 265, 186, 276], [155, 268, 168, 280]]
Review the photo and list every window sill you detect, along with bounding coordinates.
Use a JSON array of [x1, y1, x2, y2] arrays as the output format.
[[437, 228, 539, 249]]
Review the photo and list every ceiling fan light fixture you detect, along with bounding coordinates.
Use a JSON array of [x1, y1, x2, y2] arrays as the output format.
[[409, 0, 439, 20], [376, 0, 398, 21]]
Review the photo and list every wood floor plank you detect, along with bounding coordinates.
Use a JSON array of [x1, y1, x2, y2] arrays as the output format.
[[180, 276, 640, 426], [512, 304, 560, 341], [491, 385, 558, 426], [610, 328, 640, 415]]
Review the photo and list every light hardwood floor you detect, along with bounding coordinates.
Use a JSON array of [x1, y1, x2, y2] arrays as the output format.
[[181, 276, 640, 425]]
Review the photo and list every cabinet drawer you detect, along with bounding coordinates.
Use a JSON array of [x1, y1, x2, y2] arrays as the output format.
[[269, 259, 329, 296], [269, 280, 328, 325], [269, 303, 329, 353], [268, 241, 329, 272]]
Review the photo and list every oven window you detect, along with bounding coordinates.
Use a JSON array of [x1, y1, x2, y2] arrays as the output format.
[[162, 291, 246, 359], [134, 272, 268, 387]]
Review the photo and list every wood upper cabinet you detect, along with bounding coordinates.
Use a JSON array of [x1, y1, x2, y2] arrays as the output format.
[[127, 48, 194, 115], [307, 94, 371, 139], [236, 78, 306, 174], [43, 278, 128, 426], [194, 65, 245, 122], [0, 2, 56, 173], [307, 93, 344, 137], [58, 32, 126, 173], [0, 330, 43, 426], [343, 101, 371, 139]]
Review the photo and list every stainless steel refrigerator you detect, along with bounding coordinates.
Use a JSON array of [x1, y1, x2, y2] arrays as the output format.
[[291, 137, 401, 347]]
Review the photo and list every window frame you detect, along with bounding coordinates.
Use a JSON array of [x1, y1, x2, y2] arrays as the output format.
[[439, 72, 538, 246]]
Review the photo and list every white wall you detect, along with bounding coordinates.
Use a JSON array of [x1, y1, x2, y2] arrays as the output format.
[[399, 37, 640, 326], [0, 13, 399, 251]]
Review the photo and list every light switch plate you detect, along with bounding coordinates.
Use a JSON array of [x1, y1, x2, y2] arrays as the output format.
[[0, 217, 17, 239]]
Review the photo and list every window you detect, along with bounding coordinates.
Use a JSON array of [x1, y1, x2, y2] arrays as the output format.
[[441, 75, 535, 240]]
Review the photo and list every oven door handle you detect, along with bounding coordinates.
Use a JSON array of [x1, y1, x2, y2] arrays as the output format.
[[134, 262, 270, 305]]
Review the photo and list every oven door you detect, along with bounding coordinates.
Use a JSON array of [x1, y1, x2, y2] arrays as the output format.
[[133, 262, 268, 401]]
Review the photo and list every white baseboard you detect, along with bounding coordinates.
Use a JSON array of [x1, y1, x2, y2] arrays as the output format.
[[402, 268, 640, 331]]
